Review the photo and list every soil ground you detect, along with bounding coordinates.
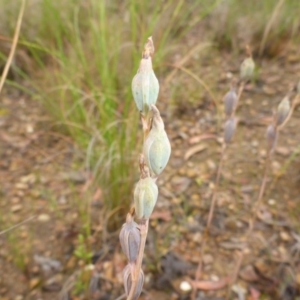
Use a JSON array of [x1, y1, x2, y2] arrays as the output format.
[[0, 45, 300, 300]]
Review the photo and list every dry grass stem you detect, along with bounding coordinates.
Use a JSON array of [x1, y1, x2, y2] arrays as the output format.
[[0, 0, 26, 94]]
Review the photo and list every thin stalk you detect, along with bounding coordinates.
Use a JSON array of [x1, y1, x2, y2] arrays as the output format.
[[207, 143, 227, 228], [246, 149, 271, 239], [191, 143, 226, 300], [229, 142, 274, 299], [127, 220, 149, 300], [0, 0, 26, 94], [237, 81, 245, 105]]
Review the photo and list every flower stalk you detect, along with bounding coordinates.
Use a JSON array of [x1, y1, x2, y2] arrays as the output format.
[[119, 37, 171, 300]]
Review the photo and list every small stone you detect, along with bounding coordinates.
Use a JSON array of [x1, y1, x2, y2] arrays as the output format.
[[20, 231, 28, 239], [254, 259, 268, 274], [245, 98, 252, 105], [29, 278, 41, 290], [43, 274, 63, 292], [38, 214, 50, 222], [210, 275, 219, 282], [192, 232, 202, 244], [11, 204, 22, 212], [12, 197, 20, 204], [251, 140, 258, 147], [276, 147, 290, 156], [240, 264, 259, 282], [280, 231, 290, 241], [186, 169, 197, 177], [207, 159, 216, 170], [268, 199, 276, 206], [203, 254, 213, 265], [272, 161, 281, 171], [191, 193, 200, 202], [26, 124, 34, 133], [179, 281, 192, 292], [20, 174, 36, 184], [15, 182, 28, 190]]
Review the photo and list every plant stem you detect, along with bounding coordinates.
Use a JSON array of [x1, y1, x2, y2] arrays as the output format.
[[230, 149, 271, 290], [126, 219, 149, 300], [0, 0, 26, 94], [248, 150, 271, 235], [207, 143, 226, 229], [191, 143, 226, 300]]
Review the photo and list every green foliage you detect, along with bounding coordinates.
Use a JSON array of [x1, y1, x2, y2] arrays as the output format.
[[209, 0, 300, 52], [74, 234, 93, 263]]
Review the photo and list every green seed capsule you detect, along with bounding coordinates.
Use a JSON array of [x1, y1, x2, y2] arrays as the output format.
[[240, 57, 255, 81], [143, 105, 171, 176], [119, 214, 141, 262], [276, 96, 290, 127], [132, 57, 159, 115], [134, 177, 158, 219], [123, 264, 144, 300]]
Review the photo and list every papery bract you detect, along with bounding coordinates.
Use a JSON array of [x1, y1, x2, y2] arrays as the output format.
[[224, 117, 236, 144], [123, 264, 144, 300], [143, 105, 171, 175], [119, 214, 141, 262]]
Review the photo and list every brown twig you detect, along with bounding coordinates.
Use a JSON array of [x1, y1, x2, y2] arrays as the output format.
[[0, 0, 26, 94], [0, 215, 36, 235]]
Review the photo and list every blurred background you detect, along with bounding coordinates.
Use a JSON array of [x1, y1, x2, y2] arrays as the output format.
[[0, 0, 300, 299]]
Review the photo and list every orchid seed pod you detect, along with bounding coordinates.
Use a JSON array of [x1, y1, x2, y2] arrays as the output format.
[[134, 176, 158, 219], [123, 264, 144, 300], [240, 57, 255, 81], [224, 117, 236, 144], [132, 38, 159, 115], [223, 88, 238, 117], [276, 96, 290, 127], [119, 214, 141, 262], [266, 124, 278, 152], [143, 105, 171, 175]]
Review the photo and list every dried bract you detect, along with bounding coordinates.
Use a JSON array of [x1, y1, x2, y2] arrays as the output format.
[[224, 88, 238, 117], [276, 96, 290, 127], [266, 124, 278, 152], [224, 117, 236, 144], [143, 105, 171, 175], [123, 264, 144, 300], [134, 177, 158, 219], [119, 214, 141, 262]]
